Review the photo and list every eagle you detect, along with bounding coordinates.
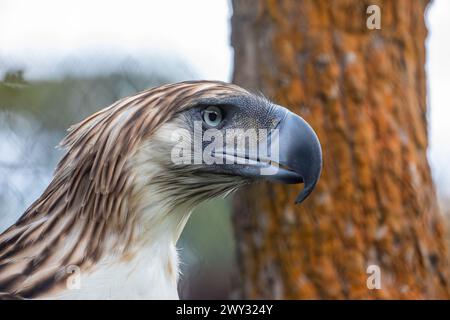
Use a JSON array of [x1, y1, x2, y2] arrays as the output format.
[[0, 81, 322, 299]]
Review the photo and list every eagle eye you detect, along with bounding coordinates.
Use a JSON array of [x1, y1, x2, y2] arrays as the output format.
[[202, 106, 223, 128]]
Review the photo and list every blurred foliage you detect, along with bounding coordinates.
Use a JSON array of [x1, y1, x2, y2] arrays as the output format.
[[0, 71, 174, 130], [180, 198, 237, 299]]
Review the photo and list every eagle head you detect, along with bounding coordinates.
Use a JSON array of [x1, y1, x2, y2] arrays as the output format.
[[0, 80, 321, 299], [131, 81, 322, 208]]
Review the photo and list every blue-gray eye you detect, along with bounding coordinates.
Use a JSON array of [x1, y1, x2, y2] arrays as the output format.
[[202, 106, 223, 127]]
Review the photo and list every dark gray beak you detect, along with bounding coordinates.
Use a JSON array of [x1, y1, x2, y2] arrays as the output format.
[[262, 109, 322, 204], [277, 110, 322, 203]]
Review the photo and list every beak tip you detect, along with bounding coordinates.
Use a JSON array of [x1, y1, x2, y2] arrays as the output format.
[[294, 193, 308, 205], [294, 177, 320, 205]]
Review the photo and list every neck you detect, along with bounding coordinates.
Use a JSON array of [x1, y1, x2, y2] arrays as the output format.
[[2, 164, 194, 299], [55, 134, 197, 299], [0, 130, 196, 299], [44, 200, 192, 300]]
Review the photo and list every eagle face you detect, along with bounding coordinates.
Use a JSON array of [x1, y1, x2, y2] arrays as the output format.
[[137, 90, 322, 207], [0, 81, 322, 299]]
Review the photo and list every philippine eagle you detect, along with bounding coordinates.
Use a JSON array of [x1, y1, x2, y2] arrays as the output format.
[[0, 81, 322, 299]]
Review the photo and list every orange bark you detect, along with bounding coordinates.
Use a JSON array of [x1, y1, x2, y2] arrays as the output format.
[[231, 0, 450, 299]]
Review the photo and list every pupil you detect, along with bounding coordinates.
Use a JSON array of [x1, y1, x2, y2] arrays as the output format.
[[209, 112, 218, 122]]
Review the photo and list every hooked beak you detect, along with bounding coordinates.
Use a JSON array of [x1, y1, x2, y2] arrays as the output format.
[[266, 109, 322, 204], [203, 106, 322, 204]]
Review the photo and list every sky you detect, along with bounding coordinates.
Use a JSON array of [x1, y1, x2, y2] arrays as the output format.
[[0, 0, 232, 80], [0, 0, 449, 196], [426, 0, 450, 196]]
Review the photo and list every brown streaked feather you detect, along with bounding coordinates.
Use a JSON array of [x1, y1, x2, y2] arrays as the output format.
[[0, 292, 26, 300], [0, 80, 249, 298]]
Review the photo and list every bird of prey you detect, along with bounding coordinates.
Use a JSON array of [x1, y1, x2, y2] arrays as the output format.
[[0, 81, 322, 299]]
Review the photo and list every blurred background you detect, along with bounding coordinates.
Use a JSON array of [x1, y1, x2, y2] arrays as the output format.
[[0, 0, 449, 299]]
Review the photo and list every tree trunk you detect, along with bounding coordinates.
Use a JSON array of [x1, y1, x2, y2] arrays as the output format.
[[231, 0, 450, 299]]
